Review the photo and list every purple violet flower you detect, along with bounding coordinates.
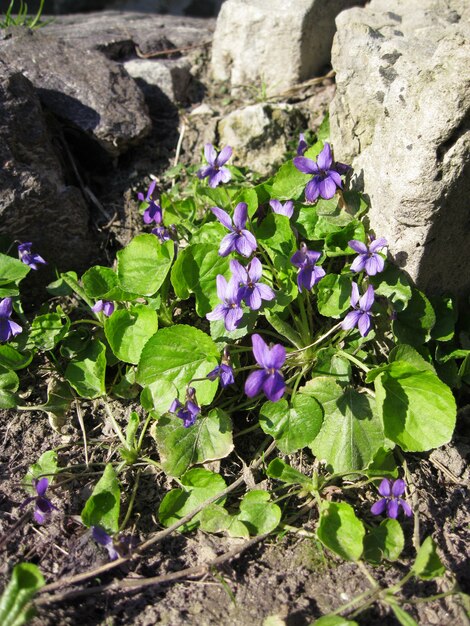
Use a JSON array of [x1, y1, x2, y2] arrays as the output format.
[[297, 133, 308, 156], [17, 242, 46, 270], [269, 199, 294, 218], [371, 479, 412, 519], [0, 298, 22, 343], [211, 203, 257, 257], [92, 300, 115, 317], [207, 347, 235, 388], [349, 237, 388, 276], [341, 283, 375, 337], [91, 526, 120, 561], [293, 142, 350, 202], [169, 387, 200, 428], [21, 478, 57, 524], [245, 334, 286, 402], [230, 257, 275, 311], [290, 243, 325, 292], [197, 143, 233, 188], [206, 275, 243, 331]]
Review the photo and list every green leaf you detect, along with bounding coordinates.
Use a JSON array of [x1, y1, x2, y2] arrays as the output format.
[[0, 345, 32, 370], [236, 490, 281, 535], [64, 339, 107, 399], [412, 536, 446, 580], [272, 159, 310, 200], [295, 203, 318, 240], [259, 395, 323, 454], [152, 408, 234, 477], [363, 519, 404, 564], [313, 617, 359, 626], [387, 600, 419, 626], [104, 304, 158, 364], [265, 311, 303, 348], [137, 325, 220, 406], [117, 235, 174, 296], [370, 264, 412, 313], [140, 380, 178, 417], [190, 222, 226, 245], [46, 271, 79, 296], [28, 377, 74, 432], [393, 287, 436, 345], [313, 348, 351, 383], [266, 458, 314, 488], [325, 220, 366, 257], [374, 361, 456, 451], [255, 213, 297, 268], [0, 364, 19, 408], [0, 252, 30, 285], [316, 274, 352, 318], [81, 464, 121, 533], [430, 296, 456, 342], [0, 563, 44, 626], [158, 468, 227, 531], [23, 450, 59, 490], [388, 344, 435, 373], [234, 187, 259, 218], [301, 378, 384, 472], [82, 266, 118, 298], [317, 501, 365, 561], [28, 311, 70, 351], [199, 504, 248, 537], [170, 244, 230, 316]]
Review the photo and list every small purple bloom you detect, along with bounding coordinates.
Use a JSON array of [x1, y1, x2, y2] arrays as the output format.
[[230, 257, 275, 311], [137, 180, 157, 204], [245, 334, 286, 402], [349, 237, 388, 276], [211, 203, 257, 257], [197, 143, 232, 188], [0, 298, 22, 343], [341, 283, 375, 337], [269, 199, 294, 218], [297, 133, 308, 156], [371, 478, 412, 519], [206, 275, 243, 331], [290, 243, 326, 292], [207, 364, 235, 388], [169, 387, 200, 428], [92, 526, 120, 560], [92, 300, 115, 317], [21, 478, 57, 524], [17, 242, 46, 270], [293, 142, 350, 202]]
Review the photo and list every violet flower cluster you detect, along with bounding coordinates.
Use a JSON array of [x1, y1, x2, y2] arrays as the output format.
[[197, 143, 232, 188], [211, 203, 257, 258], [294, 142, 349, 202], [207, 348, 235, 388], [269, 199, 294, 218], [18, 242, 46, 270], [21, 478, 57, 524], [349, 236, 387, 276], [206, 258, 274, 331], [92, 300, 115, 317], [0, 297, 22, 343], [138, 181, 172, 243], [371, 478, 412, 519]]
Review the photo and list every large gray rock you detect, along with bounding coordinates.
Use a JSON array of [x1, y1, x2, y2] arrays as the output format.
[[211, 0, 364, 96], [330, 0, 470, 296], [0, 28, 151, 156], [0, 62, 96, 274], [124, 58, 192, 104]]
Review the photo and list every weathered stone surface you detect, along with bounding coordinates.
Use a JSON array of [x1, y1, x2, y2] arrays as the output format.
[[330, 0, 470, 296], [124, 58, 192, 103], [0, 28, 151, 156], [218, 104, 306, 176], [0, 62, 96, 274], [211, 0, 364, 96]]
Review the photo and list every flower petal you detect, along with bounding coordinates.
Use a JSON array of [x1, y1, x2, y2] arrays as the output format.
[[206, 304, 226, 322], [204, 143, 217, 165], [387, 499, 399, 519], [359, 285, 375, 312], [8, 320, 22, 338], [265, 343, 286, 370], [247, 257, 262, 282], [358, 312, 372, 337], [348, 240, 368, 254], [350, 255, 367, 273], [342, 310, 361, 331], [0, 298, 12, 317], [236, 231, 257, 257], [269, 199, 282, 213], [251, 333, 270, 368], [233, 202, 248, 229], [224, 306, 243, 331], [245, 369, 268, 398], [215, 145, 232, 166], [35, 478, 49, 497], [197, 165, 213, 180], [305, 179, 320, 202], [208, 169, 226, 188], [230, 259, 247, 284], [218, 232, 238, 257], [350, 282, 360, 307], [318, 175, 338, 200], [262, 371, 286, 402], [293, 156, 318, 175], [218, 166, 232, 184], [371, 498, 387, 515], [215, 274, 228, 299], [399, 498, 412, 517], [245, 288, 262, 311], [369, 237, 388, 253], [378, 478, 392, 497], [211, 206, 233, 230], [256, 283, 275, 302], [317, 143, 333, 170], [392, 479, 406, 497], [364, 254, 384, 276]]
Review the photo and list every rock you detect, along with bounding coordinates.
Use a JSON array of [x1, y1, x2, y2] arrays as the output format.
[[124, 58, 192, 104], [0, 28, 151, 156], [218, 103, 306, 176], [211, 0, 364, 96], [330, 0, 470, 296], [0, 62, 96, 275]]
